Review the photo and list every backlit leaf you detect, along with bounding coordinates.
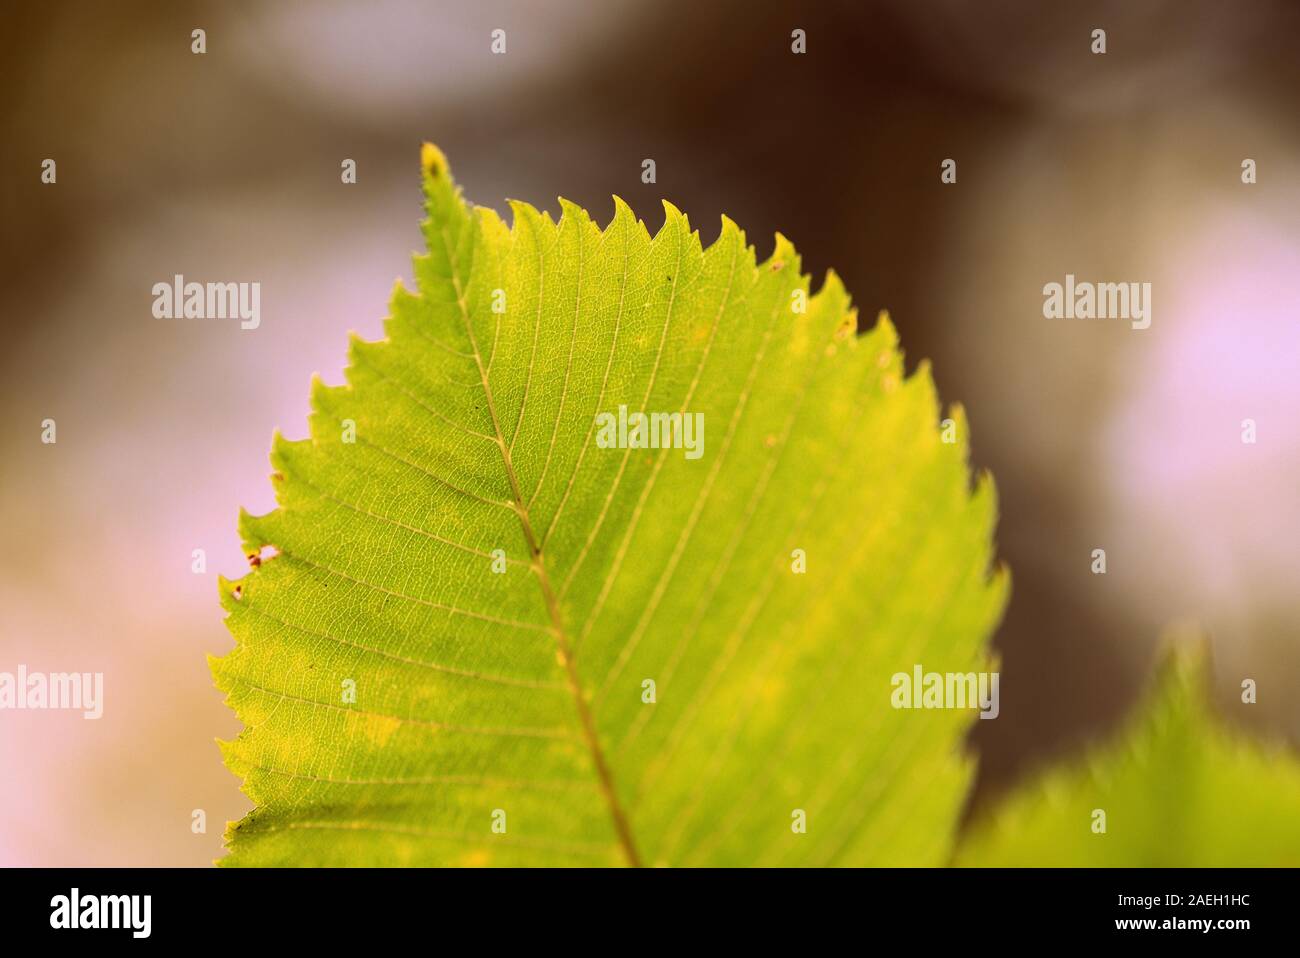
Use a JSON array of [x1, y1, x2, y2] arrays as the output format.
[[211, 143, 1007, 866], [957, 642, 1300, 866]]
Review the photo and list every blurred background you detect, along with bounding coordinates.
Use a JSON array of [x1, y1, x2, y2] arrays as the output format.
[[1, 0, 1297, 865]]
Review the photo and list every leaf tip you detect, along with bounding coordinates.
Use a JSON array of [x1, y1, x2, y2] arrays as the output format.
[[420, 141, 449, 180]]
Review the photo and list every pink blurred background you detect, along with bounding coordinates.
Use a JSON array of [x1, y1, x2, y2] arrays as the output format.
[[1, 0, 1297, 865]]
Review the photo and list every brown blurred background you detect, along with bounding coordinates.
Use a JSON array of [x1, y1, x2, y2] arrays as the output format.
[[2, 0, 1298, 865]]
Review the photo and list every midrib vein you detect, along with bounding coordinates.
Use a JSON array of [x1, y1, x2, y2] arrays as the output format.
[[439, 222, 643, 868]]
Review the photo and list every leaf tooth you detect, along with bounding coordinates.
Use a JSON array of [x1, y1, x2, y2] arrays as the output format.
[[237, 506, 277, 557], [607, 194, 638, 232], [811, 268, 849, 308], [801, 271, 853, 350], [215, 574, 246, 613], [506, 198, 555, 235], [217, 738, 252, 779], [556, 196, 588, 226], [657, 199, 690, 240], [474, 204, 510, 242], [267, 428, 308, 485], [718, 213, 753, 264], [973, 467, 1001, 517], [308, 374, 355, 443], [909, 356, 938, 405], [701, 213, 748, 274], [607, 195, 652, 245], [867, 308, 900, 351], [760, 230, 801, 278], [940, 401, 972, 461], [344, 332, 379, 389], [381, 278, 417, 338], [827, 306, 859, 345]]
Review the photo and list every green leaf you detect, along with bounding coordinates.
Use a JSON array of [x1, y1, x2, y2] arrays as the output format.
[[211, 143, 1007, 866], [957, 642, 1300, 866]]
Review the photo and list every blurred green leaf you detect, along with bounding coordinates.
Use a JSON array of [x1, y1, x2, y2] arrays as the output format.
[[211, 143, 1007, 866], [958, 642, 1300, 866]]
